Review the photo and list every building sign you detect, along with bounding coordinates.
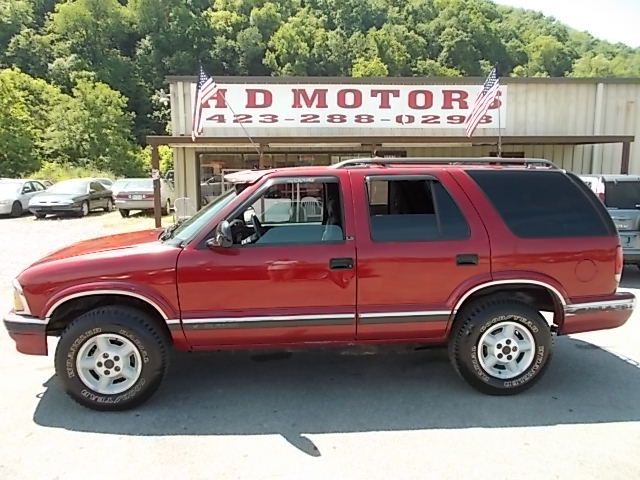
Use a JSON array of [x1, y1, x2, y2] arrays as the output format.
[[196, 84, 507, 130]]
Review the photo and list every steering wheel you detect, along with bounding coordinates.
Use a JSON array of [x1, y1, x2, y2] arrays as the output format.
[[251, 214, 266, 239]]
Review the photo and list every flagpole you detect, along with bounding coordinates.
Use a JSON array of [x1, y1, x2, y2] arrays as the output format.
[[497, 93, 503, 158], [222, 97, 262, 159]]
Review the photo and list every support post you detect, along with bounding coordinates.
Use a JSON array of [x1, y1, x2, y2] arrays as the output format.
[[151, 144, 162, 228], [621, 141, 631, 174], [258, 144, 266, 169], [497, 100, 503, 158]]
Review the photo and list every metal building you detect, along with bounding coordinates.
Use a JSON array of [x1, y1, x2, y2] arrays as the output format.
[[147, 76, 639, 213]]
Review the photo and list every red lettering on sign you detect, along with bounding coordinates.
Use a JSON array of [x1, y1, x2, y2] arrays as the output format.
[[488, 90, 503, 109], [408, 90, 433, 110], [291, 89, 328, 108], [442, 90, 468, 109], [204, 89, 227, 108], [337, 89, 362, 108], [246, 89, 272, 108], [371, 89, 400, 109]]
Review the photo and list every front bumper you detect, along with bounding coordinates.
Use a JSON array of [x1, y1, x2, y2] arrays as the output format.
[[30, 204, 82, 215], [560, 292, 635, 335], [3, 310, 48, 355], [0, 203, 13, 214]]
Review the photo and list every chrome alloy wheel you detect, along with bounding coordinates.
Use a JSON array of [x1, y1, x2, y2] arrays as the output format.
[[477, 321, 535, 379], [75, 333, 143, 395]]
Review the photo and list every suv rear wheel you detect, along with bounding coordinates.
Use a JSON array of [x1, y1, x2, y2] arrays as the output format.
[[54, 306, 169, 410], [448, 298, 552, 395]]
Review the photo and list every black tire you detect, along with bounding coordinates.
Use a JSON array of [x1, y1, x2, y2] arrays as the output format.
[[10, 201, 23, 217], [119, 208, 130, 218], [448, 297, 553, 395], [54, 306, 169, 411], [34, 212, 46, 219], [104, 198, 114, 212]]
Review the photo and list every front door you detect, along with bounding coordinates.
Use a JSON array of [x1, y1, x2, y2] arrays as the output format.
[[351, 170, 491, 341], [177, 174, 357, 347]]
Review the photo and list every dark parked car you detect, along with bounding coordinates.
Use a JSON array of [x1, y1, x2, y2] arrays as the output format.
[[4, 158, 634, 410], [28, 178, 114, 218]]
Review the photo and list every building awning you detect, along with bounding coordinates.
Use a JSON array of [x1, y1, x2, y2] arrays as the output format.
[[147, 134, 634, 147]]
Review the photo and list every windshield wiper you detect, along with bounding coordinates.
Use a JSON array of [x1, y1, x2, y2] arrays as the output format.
[[159, 221, 182, 241]]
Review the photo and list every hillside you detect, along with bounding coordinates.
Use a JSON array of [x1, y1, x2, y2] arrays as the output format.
[[1, 0, 639, 176]]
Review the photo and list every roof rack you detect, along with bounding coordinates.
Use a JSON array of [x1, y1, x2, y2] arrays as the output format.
[[331, 157, 559, 169]]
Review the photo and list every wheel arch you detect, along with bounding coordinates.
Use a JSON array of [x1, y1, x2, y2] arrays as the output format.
[[451, 280, 566, 331], [45, 291, 175, 342]]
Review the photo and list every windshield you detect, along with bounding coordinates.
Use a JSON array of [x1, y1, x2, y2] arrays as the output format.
[[605, 181, 640, 209], [47, 180, 89, 195], [170, 190, 238, 243], [0, 182, 21, 196]]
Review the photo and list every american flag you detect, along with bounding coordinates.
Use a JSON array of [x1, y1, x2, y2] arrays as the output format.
[[191, 64, 219, 141], [464, 66, 500, 137]]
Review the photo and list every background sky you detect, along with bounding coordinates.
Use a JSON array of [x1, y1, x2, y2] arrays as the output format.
[[494, 0, 640, 48]]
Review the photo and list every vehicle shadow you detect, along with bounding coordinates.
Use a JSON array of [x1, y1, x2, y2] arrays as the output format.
[[33, 336, 640, 455], [621, 265, 640, 288], [35, 210, 112, 221]]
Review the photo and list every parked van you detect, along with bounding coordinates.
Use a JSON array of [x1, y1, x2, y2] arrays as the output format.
[[580, 174, 640, 266]]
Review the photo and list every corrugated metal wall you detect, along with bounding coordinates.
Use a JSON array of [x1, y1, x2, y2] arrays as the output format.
[[169, 78, 639, 186]]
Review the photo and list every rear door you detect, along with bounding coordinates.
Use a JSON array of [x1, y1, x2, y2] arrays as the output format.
[[351, 169, 491, 341]]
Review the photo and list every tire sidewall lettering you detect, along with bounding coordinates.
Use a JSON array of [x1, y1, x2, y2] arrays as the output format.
[[468, 312, 546, 388]]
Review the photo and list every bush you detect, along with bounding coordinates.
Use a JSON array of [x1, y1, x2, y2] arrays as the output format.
[[134, 145, 174, 175], [30, 161, 114, 183]]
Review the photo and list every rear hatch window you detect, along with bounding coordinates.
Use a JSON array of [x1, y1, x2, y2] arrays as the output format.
[[468, 170, 616, 238], [604, 181, 640, 209]]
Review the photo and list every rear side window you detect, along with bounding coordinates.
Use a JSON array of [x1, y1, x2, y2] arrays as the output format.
[[604, 181, 640, 209], [366, 177, 470, 242], [468, 170, 614, 238]]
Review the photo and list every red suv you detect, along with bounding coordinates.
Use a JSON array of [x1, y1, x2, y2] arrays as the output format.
[[4, 158, 634, 410]]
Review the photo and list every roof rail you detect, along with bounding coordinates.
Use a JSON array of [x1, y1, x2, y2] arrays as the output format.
[[331, 157, 559, 169]]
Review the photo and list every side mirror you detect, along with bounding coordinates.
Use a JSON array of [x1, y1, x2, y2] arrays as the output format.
[[206, 220, 233, 248]]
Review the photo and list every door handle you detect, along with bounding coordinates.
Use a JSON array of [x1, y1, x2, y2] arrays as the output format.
[[330, 257, 354, 270], [456, 254, 479, 266]]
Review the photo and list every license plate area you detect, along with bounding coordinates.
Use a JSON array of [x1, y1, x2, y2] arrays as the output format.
[[131, 194, 143, 200], [620, 233, 638, 248]]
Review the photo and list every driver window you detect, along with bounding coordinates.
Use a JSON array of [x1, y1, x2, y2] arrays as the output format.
[[229, 178, 344, 245]]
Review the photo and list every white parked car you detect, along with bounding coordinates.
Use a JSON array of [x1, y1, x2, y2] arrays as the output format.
[[0, 179, 47, 217]]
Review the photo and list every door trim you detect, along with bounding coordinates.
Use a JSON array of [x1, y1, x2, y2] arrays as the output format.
[[182, 313, 355, 330], [358, 310, 451, 324]]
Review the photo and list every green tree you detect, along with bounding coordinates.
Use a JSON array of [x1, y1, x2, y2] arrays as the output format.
[[0, 1, 33, 59], [352, 56, 388, 77], [0, 71, 38, 176], [45, 78, 144, 176], [525, 35, 575, 77]]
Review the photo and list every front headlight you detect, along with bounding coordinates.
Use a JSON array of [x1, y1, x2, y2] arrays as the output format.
[[0, 199, 11, 205], [12, 280, 31, 315]]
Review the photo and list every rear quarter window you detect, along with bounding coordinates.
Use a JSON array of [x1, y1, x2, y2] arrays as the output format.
[[468, 170, 615, 238]]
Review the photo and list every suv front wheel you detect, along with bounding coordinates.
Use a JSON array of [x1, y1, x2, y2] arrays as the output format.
[[54, 306, 169, 410], [449, 298, 552, 395]]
